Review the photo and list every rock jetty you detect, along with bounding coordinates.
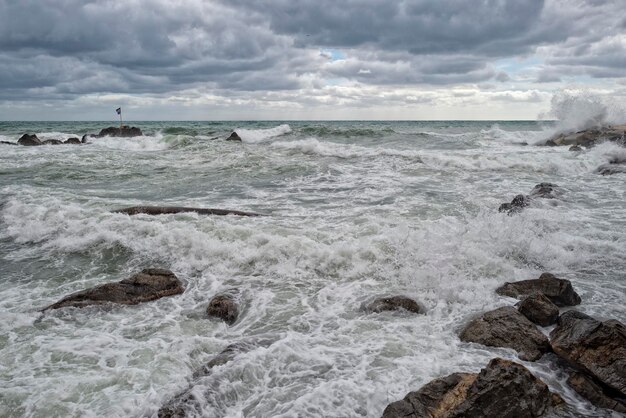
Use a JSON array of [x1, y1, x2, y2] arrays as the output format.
[[543, 124, 626, 147], [113, 206, 262, 217]]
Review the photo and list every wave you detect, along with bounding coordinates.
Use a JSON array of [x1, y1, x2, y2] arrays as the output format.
[[88, 133, 186, 151], [270, 138, 422, 161], [298, 126, 393, 138], [234, 124, 292, 143]]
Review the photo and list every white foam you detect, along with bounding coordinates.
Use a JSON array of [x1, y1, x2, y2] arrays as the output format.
[[88, 133, 173, 151], [234, 124, 292, 143], [271, 138, 423, 161]]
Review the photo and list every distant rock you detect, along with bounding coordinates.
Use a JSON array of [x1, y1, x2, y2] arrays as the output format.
[[43, 139, 63, 145], [499, 183, 562, 214], [64, 137, 81, 144], [362, 295, 424, 314], [17, 134, 43, 146], [42, 268, 184, 310], [516, 293, 559, 327], [459, 306, 550, 361], [550, 310, 626, 399], [113, 206, 262, 217], [92, 126, 143, 138], [567, 372, 626, 414], [206, 293, 239, 325], [226, 132, 242, 141], [496, 272, 581, 307], [0, 141, 17, 146], [543, 124, 626, 147], [382, 358, 564, 418]]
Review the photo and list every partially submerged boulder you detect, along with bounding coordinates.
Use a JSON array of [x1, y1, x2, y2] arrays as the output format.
[[529, 182, 561, 199], [459, 306, 550, 361], [42, 268, 184, 310], [569, 145, 583, 152], [498, 183, 562, 214], [543, 125, 626, 147], [113, 206, 262, 217], [382, 358, 564, 418], [64, 137, 81, 144], [363, 295, 425, 314], [17, 134, 43, 146], [93, 126, 143, 138], [596, 162, 626, 176], [496, 272, 581, 307], [226, 132, 242, 141], [206, 293, 239, 325], [498, 194, 529, 214], [567, 372, 626, 414], [516, 293, 560, 327], [550, 310, 626, 398]]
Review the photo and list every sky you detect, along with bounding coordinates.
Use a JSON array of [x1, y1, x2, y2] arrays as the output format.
[[0, 0, 625, 120]]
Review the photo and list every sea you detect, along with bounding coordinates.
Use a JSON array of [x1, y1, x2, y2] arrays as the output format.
[[0, 120, 624, 417]]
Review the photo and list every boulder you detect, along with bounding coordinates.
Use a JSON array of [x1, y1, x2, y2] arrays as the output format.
[[17, 134, 42, 146], [43, 139, 63, 145], [206, 293, 239, 325], [226, 132, 242, 141], [93, 126, 143, 138], [113, 206, 262, 217], [459, 306, 550, 361], [529, 183, 560, 199], [550, 310, 626, 398], [498, 194, 530, 214], [496, 272, 581, 307], [567, 372, 626, 414], [516, 293, 559, 327], [569, 145, 583, 152], [543, 125, 626, 147], [64, 137, 81, 144], [363, 295, 424, 314], [596, 163, 626, 176], [42, 268, 184, 310], [382, 358, 564, 418]]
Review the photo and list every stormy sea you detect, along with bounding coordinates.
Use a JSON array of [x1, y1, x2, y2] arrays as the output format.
[[0, 118, 624, 417]]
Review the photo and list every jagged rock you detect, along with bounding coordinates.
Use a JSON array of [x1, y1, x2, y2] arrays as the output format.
[[516, 293, 559, 327], [113, 206, 262, 217], [42, 268, 184, 310], [496, 272, 581, 307], [498, 194, 530, 214], [567, 372, 626, 414], [382, 358, 564, 418], [64, 137, 81, 144], [17, 134, 42, 146], [550, 310, 626, 398], [569, 145, 583, 152], [596, 163, 626, 176], [363, 295, 424, 314], [529, 183, 560, 199], [459, 306, 550, 361], [226, 132, 242, 141], [544, 125, 626, 147], [43, 139, 63, 145], [93, 126, 143, 138], [206, 293, 239, 325]]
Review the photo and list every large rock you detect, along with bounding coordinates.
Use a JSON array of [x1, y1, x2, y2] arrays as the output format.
[[42, 268, 184, 310], [567, 372, 626, 414], [93, 126, 143, 138], [550, 310, 626, 398], [459, 306, 550, 361], [17, 134, 43, 146], [363, 295, 425, 314], [516, 293, 559, 327], [64, 137, 81, 144], [382, 358, 564, 418], [113, 206, 262, 217], [206, 293, 239, 325], [226, 132, 242, 141], [496, 272, 581, 307], [544, 125, 626, 147]]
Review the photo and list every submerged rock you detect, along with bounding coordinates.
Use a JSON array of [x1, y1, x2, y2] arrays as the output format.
[[17, 134, 43, 146], [0, 140, 17, 145], [382, 358, 564, 418], [226, 132, 242, 141], [92, 126, 143, 138], [206, 293, 239, 325], [496, 272, 581, 307], [568, 372, 626, 414], [363, 295, 424, 314], [516, 293, 559, 327], [596, 162, 626, 176], [64, 137, 81, 144], [43, 139, 63, 145], [42, 268, 184, 310], [113, 206, 262, 217], [543, 124, 626, 147], [498, 194, 530, 214], [569, 145, 583, 152], [459, 306, 550, 361], [550, 310, 626, 398], [529, 182, 561, 199], [499, 183, 562, 214]]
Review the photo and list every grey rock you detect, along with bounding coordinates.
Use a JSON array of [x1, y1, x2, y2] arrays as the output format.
[[517, 293, 560, 327], [496, 272, 581, 307], [17, 134, 42, 146], [64, 137, 81, 144], [363, 295, 425, 314], [226, 132, 242, 141], [113, 206, 262, 217]]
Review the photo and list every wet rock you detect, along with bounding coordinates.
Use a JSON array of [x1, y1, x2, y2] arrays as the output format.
[[0, 141, 17, 145], [569, 145, 583, 152], [550, 310, 626, 398], [206, 293, 239, 325], [17, 134, 42, 146], [459, 306, 550, 361], [496, 272, 581, 307], [42, 268, 184, 310], [64, 137, 81, 144], [382, 358, 564, 418], [516, 293, 559, 327], [226, 132, 242, 141], [567, 371, 626, 414], [113, 205, 262, 217], [363, 295, 424, 314], [81, 134, 90, 143], [93, 126, 143, 138], [498, 194, 530, 214], [43, 139, 63, 145], [529, 182, 560, 199], [543, 125, 626, 147], [596, 163, 626, 176]]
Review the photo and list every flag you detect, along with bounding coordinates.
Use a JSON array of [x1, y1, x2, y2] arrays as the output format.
[[116, 107, 122, 115]]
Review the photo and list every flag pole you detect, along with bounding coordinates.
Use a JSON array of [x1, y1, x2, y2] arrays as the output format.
[[119, 109, 123, 129]]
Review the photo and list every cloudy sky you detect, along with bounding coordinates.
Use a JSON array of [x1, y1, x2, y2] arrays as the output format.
[[1, 0, 625, 120]]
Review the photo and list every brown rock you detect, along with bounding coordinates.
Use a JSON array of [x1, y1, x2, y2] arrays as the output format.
[[516, 293, 559, 327], [206, 293, 239, 325], [459, 306, 550, 361], [64, 137, 81, 144], [382, 358, 564, 418], [42, 268, 184, 310], [113, 206, 262, 217], [363, 295, 425, 314], [496, 272, 581, 307], [550, 310, 626, 398], [226, 132, 242, 141], [17, 134, 42, 146], [567, 372, 626, 414]]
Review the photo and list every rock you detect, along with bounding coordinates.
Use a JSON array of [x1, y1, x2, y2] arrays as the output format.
[[567, 372, 626, 414], [113, 206, 262, 217], [550, 310, 626, 398], [42, 268, 184, 310], [459, 306, 550, 361], [363, 295, 424, 314], [43, 139, 63, 145], [64, 137, 81, 144], [529, 183, 560, 199], [596, 163, 626, 176], [206, 293, 239, 325], [496, 272, 581, 307], [0, 141, 17, 145], [81, 134, 91, 143], [516, 293, 559, 327], [543, 125, 626, 147], [569, 145, 583, 152], [17, 134, 42, 146], [382, 358, 564, 418], [226, 132, 242, 141], [498, 194, 530, 214], [93, 126, 143, 138]]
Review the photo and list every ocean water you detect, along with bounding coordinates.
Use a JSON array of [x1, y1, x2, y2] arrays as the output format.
[[0, 120, 624, 417]]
